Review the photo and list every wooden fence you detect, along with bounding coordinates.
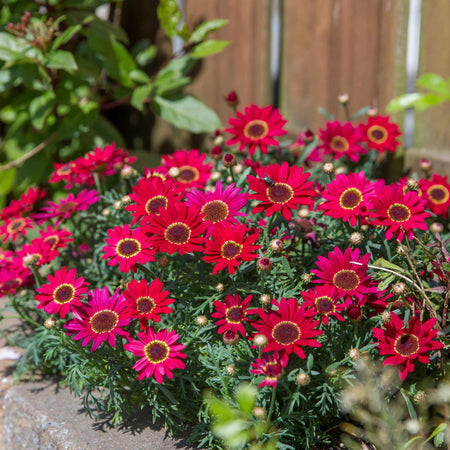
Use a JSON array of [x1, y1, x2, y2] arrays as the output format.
[[121, 0, 450, 173]]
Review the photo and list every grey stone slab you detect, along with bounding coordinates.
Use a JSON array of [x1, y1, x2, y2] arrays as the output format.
[[2, 380, 192, 450]]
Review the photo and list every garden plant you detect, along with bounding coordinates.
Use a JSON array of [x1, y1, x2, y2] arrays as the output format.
[[1, 87, 450, 449]]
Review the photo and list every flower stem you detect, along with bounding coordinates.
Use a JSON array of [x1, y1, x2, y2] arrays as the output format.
[[268, 386, 277, 421]]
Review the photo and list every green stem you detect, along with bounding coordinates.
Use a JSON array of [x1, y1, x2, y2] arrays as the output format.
[[11, 297, 41, 328], [267, 386, 277, 421], [29, 265, 43, 288], [228, 167, 236, 183], [136, 262, 155, 279]]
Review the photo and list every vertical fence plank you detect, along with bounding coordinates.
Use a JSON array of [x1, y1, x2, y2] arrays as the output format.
[[280, 0, 408, 135], [414, 0, 450, 151], [184, 0, 272, 127]]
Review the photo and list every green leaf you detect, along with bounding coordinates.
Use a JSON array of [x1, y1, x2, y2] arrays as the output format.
[[280, 256, 294, 280], [386, 93, 427, 113], [153, 75, 191, 96], [156, 55, 196, 79], [157, 0, 182, 38], [176, 23, 191, 41], [400, 389, 417, 420], [318, 106, 334, 121], [190, 19, 228, 43], [0, 32, 27, 61], [377, 274, 396, 292], [131, 85, 152, 111], [29, 91, 56, 130], [52, 24, 82, 50], [416, 73, 450, 96], [153, 94, 222, 133], [191, 40, 229, 59], [0, 168, 16, 195], [372, 258, 406, 274], [426, 423, 447, 443], [129, 69, 151, 83], [235, 384, 256, 416], [135, 44, 157, 67], [307, 354, 314, 371], [111, 41, 137, 87], [46, 51, 78, 71], [351, 106, 371, 121]]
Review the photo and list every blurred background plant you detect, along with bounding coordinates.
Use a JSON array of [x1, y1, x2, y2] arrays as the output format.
[[0, 0, 227, 207]]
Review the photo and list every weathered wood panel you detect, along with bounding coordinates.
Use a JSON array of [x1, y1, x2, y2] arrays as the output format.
[[280, 0, 408, 134], [414, 0, 450, 151], [184, 0, 272, 128]]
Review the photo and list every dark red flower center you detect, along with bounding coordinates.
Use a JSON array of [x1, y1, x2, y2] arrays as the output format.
[[226, 306, 244, 323], [394, 333, 419, 356], [53, 283, 75, 304], [165, 222, 191, 245], [339, 188, 362, 209], [145, 195, 167, 214], [117, 238, 141, 258], [221, 241, 242, 259], [145, 340, 169, 363], [136, 296, 155, 313], [6, 218, 26, 234], [330, 136, 349, 152], [56, 164, 73, 176], [201, 200, 229, 223], [44, 236, 59, 249], [368, 125, 388, 143], [427, 185, 449, 204], [315, 296, 334, 314], [333, 269, 360, 291], [177, 165, 199, 183], [267, 182, 294, 204], [272, 321, 300, 345], [90, 310, 119, 333], [57, 201, 78, 214], [387, 203, 411, 223], [243, 119, 269, 140]]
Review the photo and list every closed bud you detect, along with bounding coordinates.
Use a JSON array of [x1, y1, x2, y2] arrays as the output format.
[[113, 200, 122, 210], [213, 135, 224, 146], [252, 406, 266, 418], [349, 232, 363, 246], [226, 176, 233, 183], [120, 165, 136, 178], [259, 294, 271, 305], [348, 348, 361, 361], [224, 90, 239, 107], [392, 281, 406, 295], [381, 310, 391, 324], [232, 164, 243, 174], [210, 171, 221, 181], [301, 273, 312, 283], [419, 158, 432, 171], [223, 330, 239, 345], [210, 145, 223, 160], [367, 107, 378, 117], [44, 317, 56, 329], [23, 254, 39, 267], [296, 372, 310, 386], [102, 208, 111, 216], [121, 195, 131, 205], [270, 239, 284, 253], [298, 208, 309, 218], [158, 256, 170, 268], [226, 364, 236, 375], [430, 222, 444, 233], [257, 257, 272, 271], [407, 178, 418, 190], [253, 334, 268, 347], [338, 93, 349, 104], [168, 167, 180, 178], [414, 390, 426, 404], [323, 162, 335, 174], [215, 283, 224, 293], [196, 315, 208, 327], [222, 153, 236, 168], [396, 244, 408, 256]]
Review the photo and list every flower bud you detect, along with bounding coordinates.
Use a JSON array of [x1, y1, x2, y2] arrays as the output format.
[[323, 162, 335, 174], [406, 178, 418, 190], [158, 256, 170, 268], [121, 195, 131, 205], [44, 317, 56, 329], [232, 164, 243, 175], [120, 164, 136, 178], [210, 171, 221, 181], [414, 390, 426, 404], [301, 273, 312, 283], [338, 93, 349, 104], [349, 232, 363, 246], [430, 222, 444, 233], [419, 158, 432, 171], [348, 348, 361, 361], [113, 200, 122, 210], [396, 244, 408, 256], [23, 254, 39, 267], [257, 257, 272, 271], [226, 364, 236, 375], [252, 406, 266, 418], [102, 208, 111, 216], [298, 208, 309, 219], [270, 239, 283, 253], [253, 334, 268, 347], [168, 167, 180, 178], [210, 145, 223, 160], [392, 281, 406, 295], [296, 372, 310, 386], [367, 107, 378, 117], [196, 315, 208, 327], [223, 330, 239, 345], [224, 90, 239, 107], [381, 310, 391, 324], [222, 153, 236, 168], [226, 176, 233, 183], [215, 283, 224, 293], [259, 294, 271, 305]]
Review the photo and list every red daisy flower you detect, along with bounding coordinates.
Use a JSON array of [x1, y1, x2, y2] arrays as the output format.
[[185, 181, 248, 233], [123, 278, 175, 330], [301, 284, 348, 325], [102, 224, 156, 273], [212, 294, 252, 336], [35, 267, 89, 318], [225, 104, 287, 155], [311, 247, 376, 301], [160, 149, 212, 191], [369, 185, 430, 241], [247, 162, 316, 220], [419, 174, 450, 218], [124, 326, 187, 383], [16, 240, 60, 267], [202, 222, 261, 275], [319, 171, 375, 226], [145, 202, 207, 255], [373, 313, 443, 380], [36, 225, 73, 251], [0, 187, 46, 220], [0, 216, 34, 243], [0, 265, 33, 295], [359, 115, 402, 153], [64, 287, 130, 352], [34, 189, 99, 225], [318, 121, 366, 162], [250, 351, 289, 388], [126, 176, 183, 226], [143, 167, 169, 180], [250, 297, 323, 358], [48, 161, 77, 189]]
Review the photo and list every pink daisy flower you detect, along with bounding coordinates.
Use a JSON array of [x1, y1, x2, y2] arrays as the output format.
[[0, 216, 34, 243], [212, 294, 253, 336], [225, 104, 287, 155], [250, 351, 289, 388], [124, 326, 187, 383], [36, 226, 73, 251], [64, 287, 130, 352], [359, 115, 402, 153], [102, 224, 156, 273]]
